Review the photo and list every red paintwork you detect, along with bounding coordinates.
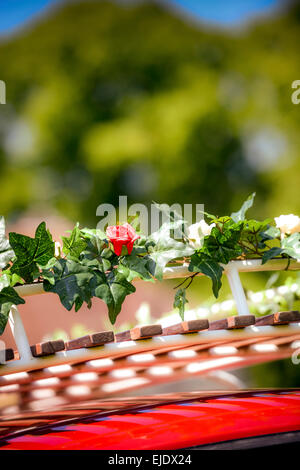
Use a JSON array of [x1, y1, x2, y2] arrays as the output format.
[[1, 390, 300, 449]]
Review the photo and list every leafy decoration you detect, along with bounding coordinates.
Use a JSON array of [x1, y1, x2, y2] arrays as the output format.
[[231, 192, 256, 223], [147, 222, 194, 280], [189, 255, 224, 298], [43, 259, 94, 312], [281, 233, 300, 260], [92, 269, 136, 324], [9, 222, 55, 282], [118, 254, 154, 282], [1, 194, 300, 332], [62, 224, 87, 259]]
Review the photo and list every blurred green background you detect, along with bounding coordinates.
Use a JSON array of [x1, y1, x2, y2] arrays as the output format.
[[1, 0, 300, 224], [1, 0, 300, 387]]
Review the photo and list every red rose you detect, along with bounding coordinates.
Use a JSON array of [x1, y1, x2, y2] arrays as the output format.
[[106, 223, 140, 256]]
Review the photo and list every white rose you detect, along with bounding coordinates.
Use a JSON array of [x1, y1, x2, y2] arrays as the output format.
[[275, 214, 300, 237], [187, 220, 215, 249]]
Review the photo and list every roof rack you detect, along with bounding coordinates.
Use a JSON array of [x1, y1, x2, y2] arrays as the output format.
[[1, 258, 300, 379]]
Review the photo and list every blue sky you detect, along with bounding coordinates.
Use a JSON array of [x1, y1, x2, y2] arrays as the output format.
[[0, 0, 279, 34]]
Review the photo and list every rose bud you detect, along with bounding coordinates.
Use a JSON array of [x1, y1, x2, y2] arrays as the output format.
[[106, 223, 140, 256]]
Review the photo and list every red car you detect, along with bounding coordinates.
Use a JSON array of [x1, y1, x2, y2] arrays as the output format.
[[1, 389, 300, 450]]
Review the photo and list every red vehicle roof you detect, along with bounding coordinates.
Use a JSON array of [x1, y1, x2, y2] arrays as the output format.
[[1, 389, 300, 449]]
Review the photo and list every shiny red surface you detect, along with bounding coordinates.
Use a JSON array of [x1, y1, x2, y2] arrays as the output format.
[[1, 390, 300, 449]]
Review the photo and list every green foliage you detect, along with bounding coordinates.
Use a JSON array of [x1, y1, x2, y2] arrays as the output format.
[[173, 288, 189, 321], [147, 221, 194, 280], [262, 246, 283, 264], [9, 222, 55, 282], [0, 287, 25, 335], [43, 258, 94, 312], [62, 224, 87, 259], [281, 233, 300, 260], [92, 269, 136, 324], [187, 193, 300, 299], [189, 256, 224, 298], [202, 221, 244, 264], [231, 193, 256, 223], [1, 193, 300, 331], [1, 1, 300, 224], [118, 254, 154, 282]]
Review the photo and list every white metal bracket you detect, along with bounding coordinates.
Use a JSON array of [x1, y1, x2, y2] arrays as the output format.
[[8, 305, 33, 361], [225, 264, 250, 316]]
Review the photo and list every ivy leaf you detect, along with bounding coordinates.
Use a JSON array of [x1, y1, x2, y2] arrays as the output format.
[[43, 259, 94, 311], [0, 216, 15, 269], [80, 236, 113, 272], [146, 222, 194, 280], [0, 270, 25, 289], [173, 288, 188, 320], [0, 287, 25, 335], [9, 222, 55, 282], [262, 247, 283, 264], [189, 255, 224, 298], [281, 233, 300, 260], [80, 227, 107, 240], [119, 254, 154, 282], [92, 269, 136, 324], [62, 224, 87, 259], [147, 237, 194, 281], [201, 222, 243, 264], [260, 225, 281, 241], [231, 192, 256, 223]]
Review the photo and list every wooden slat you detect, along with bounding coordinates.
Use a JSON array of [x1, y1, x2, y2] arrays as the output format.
[[209, 315, 255, 331], [0, 349, 15, 362], [65, 332, 114, 351], [162, 319, 209, 336], [115, 324, 162, 342], [114, 330, 132, 342], [131, 324, 162, 340], [30, 340, 65, 357], [255, 311, 300, 326], [31, 342, 53, 357], [50, 340, 65, 353]]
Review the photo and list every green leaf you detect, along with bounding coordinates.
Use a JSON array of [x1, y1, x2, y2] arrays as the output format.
[[92, 269, 136, 324], [260, 225, 281, 241], [173, 288, 188, 320], [9, 222, 55, 282], [201, 221, 243, 264], [189, 255, 224, 298], [281, 233, 300, 260], [80, 235, 114, 272], [147, 222, 194, 280], [0, 286, 25, 335], [62, 225, 87, 259], [80, 227, 107, 240], [262, 247, 283, 264], [119, 254, 154, 282], [147, 237, 194, 281], [43, 259, 94, 311], [0, 286, 25, 306], [0, 270, 25, 289], [0, 216, 15, 269], [231, 193, 256, 223]]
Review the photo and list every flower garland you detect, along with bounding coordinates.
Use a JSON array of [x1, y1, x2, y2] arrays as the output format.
[[0, 193, 300, 335]]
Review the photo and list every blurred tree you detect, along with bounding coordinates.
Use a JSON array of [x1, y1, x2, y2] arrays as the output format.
[[0, 0, 299, 224]]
